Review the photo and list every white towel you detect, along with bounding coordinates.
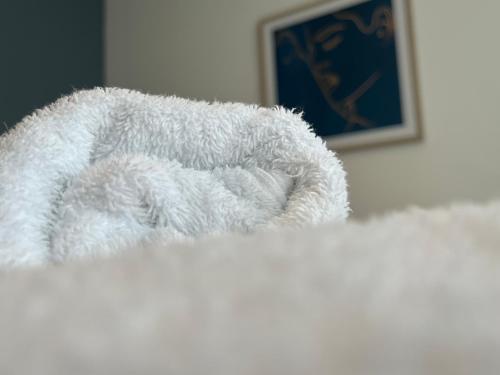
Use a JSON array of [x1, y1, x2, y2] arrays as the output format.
[[0, 88, 348, 267]]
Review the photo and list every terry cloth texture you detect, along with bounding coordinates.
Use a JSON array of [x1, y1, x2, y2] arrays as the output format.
[[0, 88, 348, 267], [1, 201, 500, 375]]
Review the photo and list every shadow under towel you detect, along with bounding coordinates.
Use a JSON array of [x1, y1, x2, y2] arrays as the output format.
[[0, 88, 348, 267]]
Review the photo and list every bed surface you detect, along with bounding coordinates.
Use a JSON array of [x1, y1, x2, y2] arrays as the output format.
[[1, 201, 500, 374]]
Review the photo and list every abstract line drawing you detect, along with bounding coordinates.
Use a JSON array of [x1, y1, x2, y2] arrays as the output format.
[[276, 5, 393, 130], [260, 0, 421, 150]]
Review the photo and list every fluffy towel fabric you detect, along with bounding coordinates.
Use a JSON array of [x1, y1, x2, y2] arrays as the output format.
[[1, 201, 500, 375], [0, 88, 348, 267]]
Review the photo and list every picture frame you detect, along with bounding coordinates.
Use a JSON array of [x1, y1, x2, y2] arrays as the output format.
[[258, 0, 422, 151]]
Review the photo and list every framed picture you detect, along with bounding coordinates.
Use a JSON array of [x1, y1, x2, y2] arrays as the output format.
[[259, 0, 422, 151]]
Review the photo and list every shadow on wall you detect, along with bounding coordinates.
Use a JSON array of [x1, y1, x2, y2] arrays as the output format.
[[0, 0, 104, 134]]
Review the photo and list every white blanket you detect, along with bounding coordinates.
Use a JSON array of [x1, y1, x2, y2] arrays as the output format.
[[1, 201, 499, 374], [0, 88, 348, 267]]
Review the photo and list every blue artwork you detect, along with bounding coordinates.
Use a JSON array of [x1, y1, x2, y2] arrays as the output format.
[[273, 0, 403, 137]]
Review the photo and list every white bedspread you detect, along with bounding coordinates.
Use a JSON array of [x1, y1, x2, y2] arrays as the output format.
[[1, 200, 499, 374]]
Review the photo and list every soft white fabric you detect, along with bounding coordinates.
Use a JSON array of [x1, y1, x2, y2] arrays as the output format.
[[1, 200, 500, 375], [0, 88, 348, 267]]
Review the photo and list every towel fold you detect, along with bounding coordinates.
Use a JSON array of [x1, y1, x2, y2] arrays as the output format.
[[0, 88, 348, 267]]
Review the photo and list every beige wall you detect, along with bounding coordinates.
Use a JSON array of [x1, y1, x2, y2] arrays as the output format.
[[105, 0, 500, 218]]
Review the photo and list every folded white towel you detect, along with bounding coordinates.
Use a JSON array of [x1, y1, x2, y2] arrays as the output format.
[[0, 88, 348, 267]]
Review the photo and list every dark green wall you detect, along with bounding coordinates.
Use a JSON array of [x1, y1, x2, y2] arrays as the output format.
[[0, 0, 103, 133]]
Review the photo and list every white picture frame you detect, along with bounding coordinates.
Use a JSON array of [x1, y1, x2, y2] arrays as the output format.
[[259, 0, 422, 151]]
